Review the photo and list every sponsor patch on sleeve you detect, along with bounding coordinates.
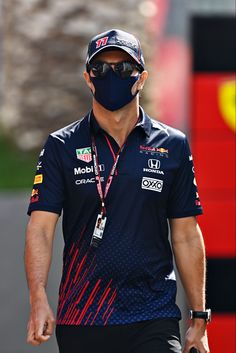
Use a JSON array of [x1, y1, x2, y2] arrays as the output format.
[[39, 149, 45, 157], [34, 174, 43, 184], [30, 188, 39, 203]]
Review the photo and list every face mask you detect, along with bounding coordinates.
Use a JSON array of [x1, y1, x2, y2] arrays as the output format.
[[90, 69, 140, 111]]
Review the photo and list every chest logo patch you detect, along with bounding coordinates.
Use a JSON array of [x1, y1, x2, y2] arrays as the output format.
[[148, 159, 160, 169], [76, 147, 92, 163], [141, 177, 163, 192], [139, 145, 168, 158], [143, 159, 164, 175]]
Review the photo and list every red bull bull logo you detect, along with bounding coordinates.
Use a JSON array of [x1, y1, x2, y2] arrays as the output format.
[[30, 189, 39, 203]]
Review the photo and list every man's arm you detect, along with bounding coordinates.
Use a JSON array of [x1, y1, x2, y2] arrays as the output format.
[[24, 210, 59, 346], [169, 216, 210, 353]]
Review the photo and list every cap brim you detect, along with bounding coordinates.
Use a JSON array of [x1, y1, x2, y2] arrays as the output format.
[[87, 45, 144, 69]]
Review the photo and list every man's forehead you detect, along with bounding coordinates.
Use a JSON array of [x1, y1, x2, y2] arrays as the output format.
[[92, 49, 135, 62]]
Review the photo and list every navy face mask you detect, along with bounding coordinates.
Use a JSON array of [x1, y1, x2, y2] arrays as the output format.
[[90, 69, 140, 111]]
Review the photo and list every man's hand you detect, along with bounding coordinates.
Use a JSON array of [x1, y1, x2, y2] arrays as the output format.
[[27, 290, 55, 346], [183, 321, 210, 353]]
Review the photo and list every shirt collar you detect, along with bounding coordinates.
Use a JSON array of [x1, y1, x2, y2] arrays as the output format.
[[136, 106, 152, 137], [88, 106, 152, 137], [88, 110, 102, 135]]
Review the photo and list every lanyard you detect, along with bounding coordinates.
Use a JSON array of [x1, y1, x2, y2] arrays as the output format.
[[91, 133, 127, 216], [90, 111, 140, 217]]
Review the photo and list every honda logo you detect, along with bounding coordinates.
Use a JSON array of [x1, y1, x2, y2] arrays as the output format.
[[148, 159, 160, 169]]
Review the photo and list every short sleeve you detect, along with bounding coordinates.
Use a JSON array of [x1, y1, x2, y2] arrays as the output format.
[[167, 136, 203, 219], [27, 135, 65, 216]]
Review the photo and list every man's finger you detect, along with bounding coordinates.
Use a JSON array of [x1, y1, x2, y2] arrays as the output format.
[[44, 318, 55, 336], [38, 334, 51, 342], [27, 333, 41, 346], [27, 321, 41, 346], [35, 319, 50, 342]]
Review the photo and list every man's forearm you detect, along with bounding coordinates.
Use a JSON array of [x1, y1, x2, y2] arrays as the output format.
[[171, 219, 210, 353], [25, 212, 58, 346], [24, 222, 53, 301], [172, 225, 206, 311]]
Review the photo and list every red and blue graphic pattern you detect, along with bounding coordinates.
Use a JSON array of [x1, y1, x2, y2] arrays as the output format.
[[56, 226, 117, 326]]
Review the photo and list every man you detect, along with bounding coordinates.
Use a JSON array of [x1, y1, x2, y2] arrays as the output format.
[[24, 29, 211, 353]]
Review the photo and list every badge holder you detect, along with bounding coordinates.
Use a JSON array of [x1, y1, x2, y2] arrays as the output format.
[[90, 214, 107, 247]]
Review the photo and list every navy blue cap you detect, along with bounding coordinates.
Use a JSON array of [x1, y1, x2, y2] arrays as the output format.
[[86, 29, 145, 71]]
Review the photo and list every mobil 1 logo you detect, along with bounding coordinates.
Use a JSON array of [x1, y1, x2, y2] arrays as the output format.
[[141, 177, 163, 192], [74, 164, 105, 175]]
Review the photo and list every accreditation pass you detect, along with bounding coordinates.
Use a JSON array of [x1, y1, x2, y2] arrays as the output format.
[[90, 214, 107, 247]]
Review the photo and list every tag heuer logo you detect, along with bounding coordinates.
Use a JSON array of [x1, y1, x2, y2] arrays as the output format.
[[76, 147, 92, 163]]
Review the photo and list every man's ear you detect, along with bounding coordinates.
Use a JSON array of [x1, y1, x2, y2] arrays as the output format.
[[83, 71, 95, 94], [131, 70, 148, 95], [137, 70, 148, 91]]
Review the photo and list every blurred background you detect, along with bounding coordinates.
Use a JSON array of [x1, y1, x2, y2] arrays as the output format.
[[0, 0, 235, 352]]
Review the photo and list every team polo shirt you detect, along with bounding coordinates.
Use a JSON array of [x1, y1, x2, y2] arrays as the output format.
[[27, 106, 203, 326]]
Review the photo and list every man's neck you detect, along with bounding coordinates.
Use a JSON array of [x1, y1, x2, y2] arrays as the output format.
[[92, 99, 140, 147]]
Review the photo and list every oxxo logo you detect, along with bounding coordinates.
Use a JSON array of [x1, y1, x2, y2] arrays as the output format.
[[141, 177, 163, 192], [74, 164, 105, 175]]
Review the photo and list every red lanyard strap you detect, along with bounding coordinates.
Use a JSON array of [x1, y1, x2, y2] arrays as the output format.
[[91, 134, 126, 215], [90, 113, 140, 216]]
